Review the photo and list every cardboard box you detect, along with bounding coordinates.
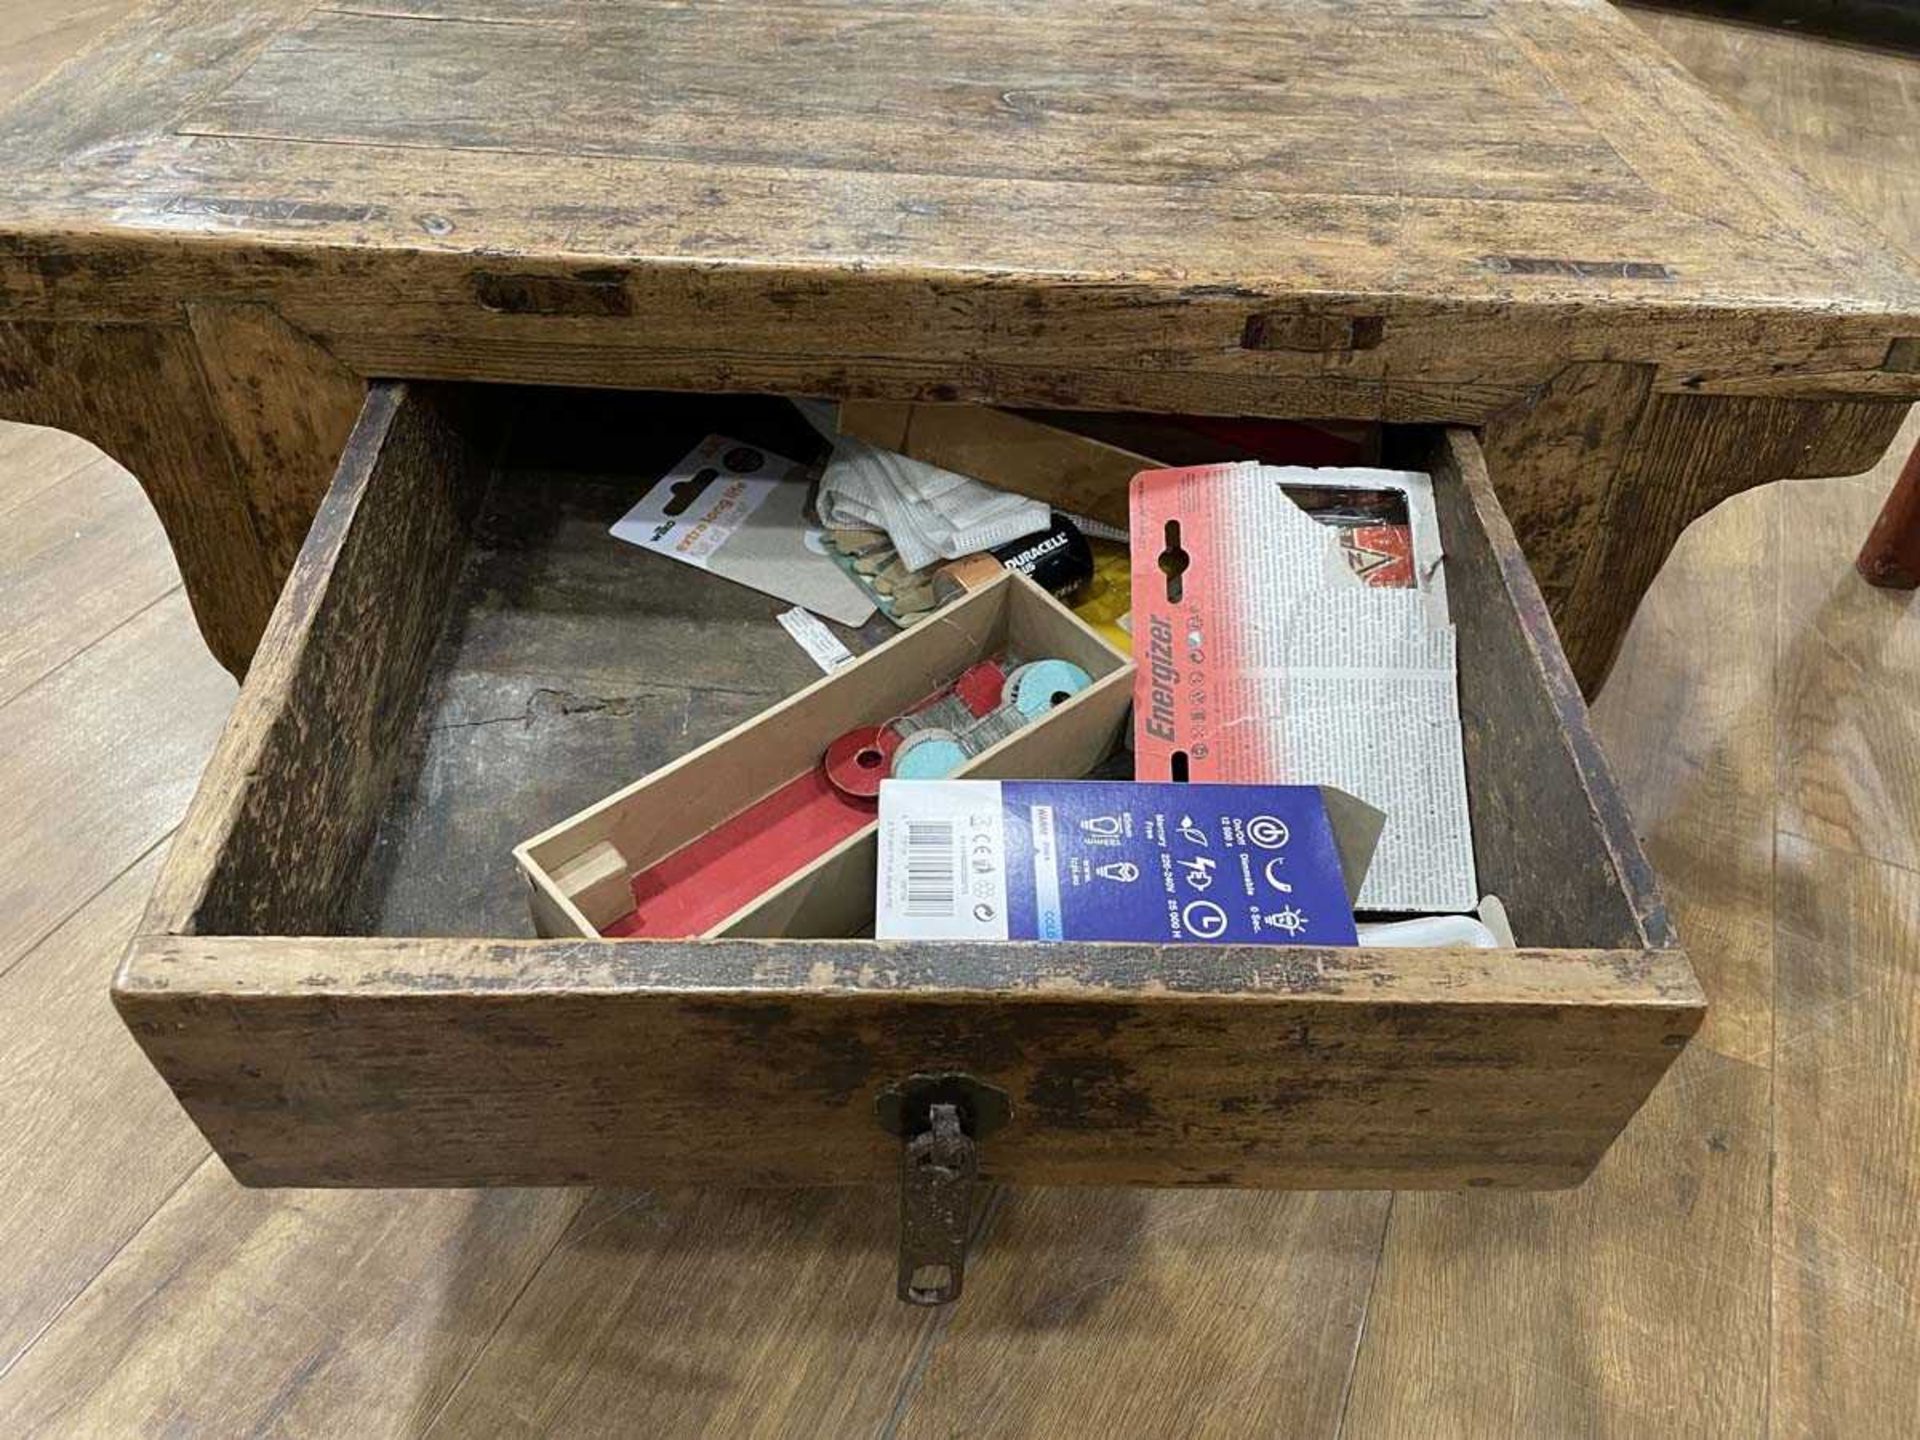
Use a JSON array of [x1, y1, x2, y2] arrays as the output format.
[[515, 571, 1135, 940], [1130, 462, 1476, 913], [836, 402, 1377, 530], [837, 401, 1157, 529]]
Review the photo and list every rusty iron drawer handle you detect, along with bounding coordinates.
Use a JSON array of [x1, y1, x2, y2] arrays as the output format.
[[879, 1074, 1012, 1305]]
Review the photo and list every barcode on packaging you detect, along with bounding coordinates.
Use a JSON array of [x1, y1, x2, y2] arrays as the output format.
[[902, 820, 958, 917], [876, 781, 1008, 941]]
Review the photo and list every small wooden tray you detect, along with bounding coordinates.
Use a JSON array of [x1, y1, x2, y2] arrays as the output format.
[[515, 569, 1133, 941]]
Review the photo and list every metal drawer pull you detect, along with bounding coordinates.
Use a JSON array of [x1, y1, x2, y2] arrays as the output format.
[[878, 1074, 1011, 1305], [900, 1104, 976, 1306]]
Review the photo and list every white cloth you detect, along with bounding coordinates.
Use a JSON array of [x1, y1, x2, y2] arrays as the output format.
[[794, 400, 1052, 572]]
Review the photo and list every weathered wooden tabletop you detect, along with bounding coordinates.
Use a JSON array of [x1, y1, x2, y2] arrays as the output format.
[[2, 0, 1917, 687]]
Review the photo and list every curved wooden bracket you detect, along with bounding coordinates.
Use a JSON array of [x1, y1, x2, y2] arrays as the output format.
[[1484, 362, 1912, 695], [0, 310, 364, 677]]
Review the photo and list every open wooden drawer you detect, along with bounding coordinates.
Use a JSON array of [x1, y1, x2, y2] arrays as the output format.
[[116, 382, 1701, 1200]]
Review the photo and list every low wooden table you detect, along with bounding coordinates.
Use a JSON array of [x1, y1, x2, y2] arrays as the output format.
[[2, 0, 1916, 693]]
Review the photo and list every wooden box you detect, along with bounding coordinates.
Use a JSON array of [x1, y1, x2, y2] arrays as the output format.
[[115, 382, 1701, 1194], [515, 569, 1134, 941]]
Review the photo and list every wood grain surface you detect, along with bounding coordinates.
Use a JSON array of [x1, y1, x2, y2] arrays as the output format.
[[1486, 376, 1910, 690], [0, 854, 206, 1375], [898, 1188, 1390, 1439], [0, 321, 285, 674], [119, 931, 1701, 1190], [0, 593, 234, 976], [1776, 461, 1920, 875], [4, 0, 1915, 377], [1770, 834, 1920, 1438], [1, 5, 1920, 1436], [1593, 484, 1782, 1068], [182, 302, 368, 589], [147, 384, 495, 938], [0, 446, 177, 706], [119, 388, 1695, 1193], [0, 0, 139, 101], [1344, 1039, 1776, 1435], [424, 1188, 938, 1437], [2, 0, 1918, 681]]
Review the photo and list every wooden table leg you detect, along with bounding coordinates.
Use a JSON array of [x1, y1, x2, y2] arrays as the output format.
[[1856, 437, 1920, 588], [1485, 364, 1913, 697], [0, 312, 364, 678]]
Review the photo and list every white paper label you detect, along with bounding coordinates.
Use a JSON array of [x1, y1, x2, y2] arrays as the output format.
[[876, 780, 1008, 941], [776, 606, 856, 673]]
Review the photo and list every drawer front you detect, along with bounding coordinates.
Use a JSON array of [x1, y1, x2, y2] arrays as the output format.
[[117, 383, 1701, 1190]]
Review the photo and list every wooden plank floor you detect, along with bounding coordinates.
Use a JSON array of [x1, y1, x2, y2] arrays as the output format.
[[1, 5, 1917, 1434]]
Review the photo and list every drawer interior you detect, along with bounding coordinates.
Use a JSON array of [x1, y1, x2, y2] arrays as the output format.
[[349, 387, 922, 939], [122, 380, 1698, 1192], [164, 383, 1660, 953]]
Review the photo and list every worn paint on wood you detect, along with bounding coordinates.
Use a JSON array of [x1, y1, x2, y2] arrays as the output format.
[[0, 321, 279, 674], [1487, 372, 1910, 690], [117, 931, 1701, 1189], [9, 8, 1920, 1426], [2, 0, 1915, 676], [145, 384, 496, 937], [118, 386, 1700, 1189]]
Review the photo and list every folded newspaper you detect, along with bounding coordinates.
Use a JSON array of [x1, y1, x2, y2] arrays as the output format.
[[1130, 463, 1477, 913]]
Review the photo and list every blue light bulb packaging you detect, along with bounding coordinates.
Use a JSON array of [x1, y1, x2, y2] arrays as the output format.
[[875, 779, 1383, 945]]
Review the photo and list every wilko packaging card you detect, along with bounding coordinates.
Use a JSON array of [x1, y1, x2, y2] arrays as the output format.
[[611, 434, 875, 626], [875, 779, 1380, 946], [1131, 463, 1477, 913]]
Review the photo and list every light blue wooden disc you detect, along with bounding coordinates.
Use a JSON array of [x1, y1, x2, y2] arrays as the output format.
[[892, 728, 968, 779], [1009, 659, 1092, 717]]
